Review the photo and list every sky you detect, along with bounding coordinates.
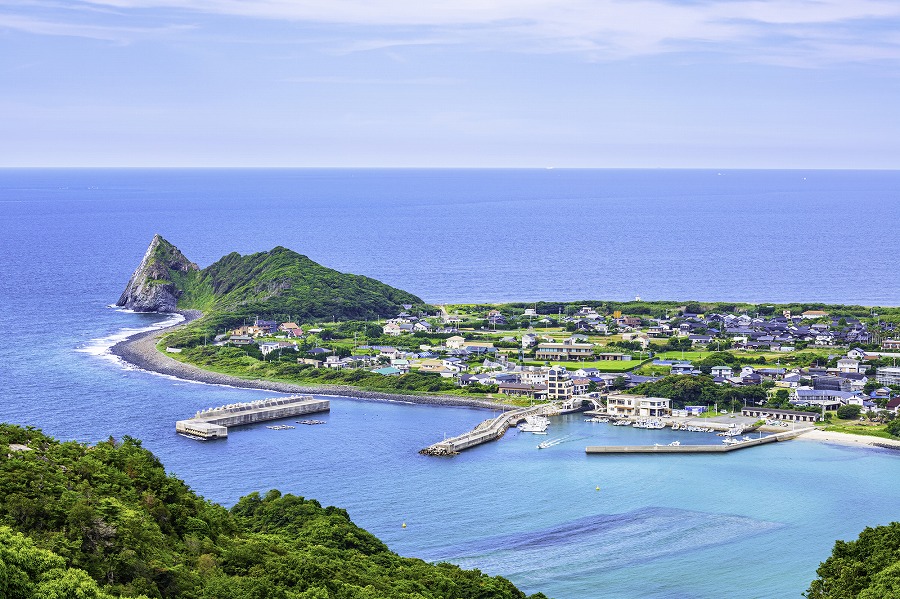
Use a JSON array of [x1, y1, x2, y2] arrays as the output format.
[[1, 1, 899, 168]]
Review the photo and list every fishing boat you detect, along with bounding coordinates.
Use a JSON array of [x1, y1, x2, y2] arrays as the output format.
[[518, 415, 550, 433]]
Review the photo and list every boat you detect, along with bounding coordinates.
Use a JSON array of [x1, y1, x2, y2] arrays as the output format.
[[518, 415, 550, 433], [668, 440, 681, 446], [537, 435, 569, 449], [722, 437, 740, 446], [297, 419, 326, 425]]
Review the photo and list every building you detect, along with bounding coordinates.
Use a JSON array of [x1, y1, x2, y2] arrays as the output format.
[[498, 382, 547, 399], [881, 339, 900, 351], [606, 393, 640, 418], [711, 365, 733, 378], [535, 341, 593, 361], [836, 358, 862, 374], [639, 397, 670, 418], [741, 407, 821, 422], [547, 367, 574, 401], [876, 367, 900, 386]]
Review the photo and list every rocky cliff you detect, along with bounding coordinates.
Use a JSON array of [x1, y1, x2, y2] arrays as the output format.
[[116, 234, 199, 312], [116, 235, 426, 320]]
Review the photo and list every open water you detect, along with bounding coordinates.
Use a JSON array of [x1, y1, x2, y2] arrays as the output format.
[[1, 169, 899, 598]]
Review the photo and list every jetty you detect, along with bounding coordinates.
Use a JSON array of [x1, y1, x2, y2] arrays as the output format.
[[420, 403, 563, 456], [585, 428, 812, 454], [176, 395, 329, 440]]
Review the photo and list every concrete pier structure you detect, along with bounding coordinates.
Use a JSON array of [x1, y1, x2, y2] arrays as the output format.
[[176, 395, 329, 440], [585, 428, 811, 454]]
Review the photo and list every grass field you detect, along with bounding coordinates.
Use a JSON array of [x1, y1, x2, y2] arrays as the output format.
[[522, 359, 646, 372]]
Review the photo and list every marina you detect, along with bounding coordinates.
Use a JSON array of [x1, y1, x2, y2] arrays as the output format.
[[420, 403, 565, 456], [175, 395, 330, 440]]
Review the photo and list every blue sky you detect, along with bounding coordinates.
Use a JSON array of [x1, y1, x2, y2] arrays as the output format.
[[2, 1, 899, 167]]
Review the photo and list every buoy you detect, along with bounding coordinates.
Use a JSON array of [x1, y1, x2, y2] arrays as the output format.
[[402, 522, 406, 528], [596, 486, 600, 491]]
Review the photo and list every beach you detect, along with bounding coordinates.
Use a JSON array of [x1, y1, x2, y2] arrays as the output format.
[[796, 428, 900, 450], [109, 312, 508, 411]]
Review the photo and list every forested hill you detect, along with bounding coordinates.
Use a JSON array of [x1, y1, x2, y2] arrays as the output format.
[[117, 235, 426, 321], [0, 424, 544, 599]]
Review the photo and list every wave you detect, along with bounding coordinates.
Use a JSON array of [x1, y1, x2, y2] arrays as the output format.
[[75, 311, 185, 363]]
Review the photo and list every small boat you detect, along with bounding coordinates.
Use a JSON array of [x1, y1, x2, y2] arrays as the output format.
[[722, 437, 740, 446], [518, 415, 550, 433], [668, 440, 681, 446]]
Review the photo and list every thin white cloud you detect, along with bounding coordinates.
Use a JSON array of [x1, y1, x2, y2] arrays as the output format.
[[0, 13, 193, 42], [8, 0, 900, 64]]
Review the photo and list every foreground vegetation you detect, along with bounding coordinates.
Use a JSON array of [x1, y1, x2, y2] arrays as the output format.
[[0, 424, 544, 599], [806, 522, 900, 598]]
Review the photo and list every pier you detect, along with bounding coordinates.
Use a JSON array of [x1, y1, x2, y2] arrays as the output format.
[[585, 428, 812, 454], [420, 403, 563, 456], [176, 395, 329, 440]]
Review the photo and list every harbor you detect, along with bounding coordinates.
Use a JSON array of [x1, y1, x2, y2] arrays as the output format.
[[420, 402, 567, 456], [176, 395, 329, 440]]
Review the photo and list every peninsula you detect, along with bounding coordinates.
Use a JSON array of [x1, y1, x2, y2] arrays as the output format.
[[113, 235, 900, 445]]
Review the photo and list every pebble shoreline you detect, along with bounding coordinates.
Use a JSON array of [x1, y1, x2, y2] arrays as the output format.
[[109, 311, 509, 411]]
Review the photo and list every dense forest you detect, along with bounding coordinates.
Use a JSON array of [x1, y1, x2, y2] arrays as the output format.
[[805, 522, 900, 598], [0, 424, 544, 599]]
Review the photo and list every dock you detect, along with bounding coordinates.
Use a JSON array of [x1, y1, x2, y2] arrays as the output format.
[[176, 395, 329, 440], [585, 428, 812, 454], [420, 403, 563, 456]]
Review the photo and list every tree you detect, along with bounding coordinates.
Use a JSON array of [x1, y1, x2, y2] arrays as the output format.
[[610, 376, 627, 391], [887, 419, 900, 438], [806, 522, 900, 598], [836, 404, 862, 420]]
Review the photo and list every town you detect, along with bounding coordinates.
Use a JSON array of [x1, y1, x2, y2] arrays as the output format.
[[167, 302, 900, 438]]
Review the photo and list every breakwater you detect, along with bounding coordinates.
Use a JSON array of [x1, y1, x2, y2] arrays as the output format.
[[585, 428, 812, 454], [176, 395, 329, 440], [420, 403, 562, 456]]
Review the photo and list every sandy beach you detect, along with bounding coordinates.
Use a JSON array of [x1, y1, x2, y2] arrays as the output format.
[[795, 428, 900, 450], [109, 311, 509, 410]]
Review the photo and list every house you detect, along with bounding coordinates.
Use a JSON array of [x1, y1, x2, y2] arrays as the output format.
[[684, 405, 707, 416], [522, 333, 538, 348], [836, 358, 862, 374], [390, 359, 411, 373], [279, 322, 300, 333], [689, 335, 713, 346], [671, 363, 696, 376], [639, 397, 670, 418], [711, 365, 733, 378], [595, 353, 632, 361], [383, 323, 404, 336], [228, 335, 254, 346], [446, 335, 467, 349], [413, 321, 432, 332], [324, 355, 345, 369], [886, 398, 900, 415], [606, 394, 640, 418], [297, 358, 323, 368], [572, 377, 591, 395]]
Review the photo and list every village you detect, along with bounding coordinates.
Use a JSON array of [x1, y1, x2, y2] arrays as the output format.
[[199, 303, 900, 429]]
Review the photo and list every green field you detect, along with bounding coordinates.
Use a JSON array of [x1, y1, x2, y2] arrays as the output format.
[[522, 359, 646, 372]]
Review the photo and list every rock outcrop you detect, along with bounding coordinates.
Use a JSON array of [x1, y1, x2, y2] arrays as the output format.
[[116, 234, 199, 312]]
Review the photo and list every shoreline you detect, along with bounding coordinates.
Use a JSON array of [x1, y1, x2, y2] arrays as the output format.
[[109, 311, 511, 411], [109, 312, 900, 451]]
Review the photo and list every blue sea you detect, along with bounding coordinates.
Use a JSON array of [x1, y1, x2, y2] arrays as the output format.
[[1, 169, 899, 598]]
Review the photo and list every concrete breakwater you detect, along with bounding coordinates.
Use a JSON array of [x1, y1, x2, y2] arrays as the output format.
[[585, 428, 812, 454], [420, 403, 561, 456], [176, 395, 329, 440]]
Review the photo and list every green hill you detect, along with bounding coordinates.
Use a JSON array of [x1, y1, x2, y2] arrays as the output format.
[[0, 424, 544, 599], [117, 235, 425, 322]]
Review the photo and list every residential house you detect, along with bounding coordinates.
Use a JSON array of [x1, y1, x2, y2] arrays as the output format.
[[446, 335, 467, 349], [711, 365, 733, 378], [498, 382, 547, 400], [228, 335, 254, 346]]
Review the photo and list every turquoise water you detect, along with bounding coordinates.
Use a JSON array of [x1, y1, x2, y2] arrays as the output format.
[[1, 169, 899, 598]]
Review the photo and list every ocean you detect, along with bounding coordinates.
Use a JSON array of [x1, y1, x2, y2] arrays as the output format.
[[1, 168, 899, 598]]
